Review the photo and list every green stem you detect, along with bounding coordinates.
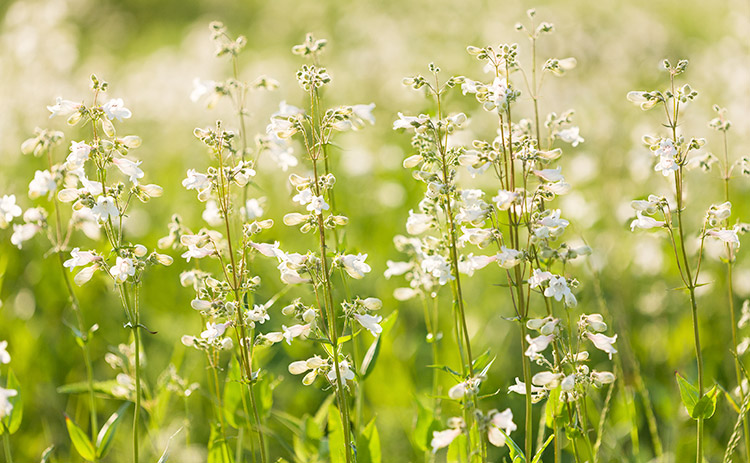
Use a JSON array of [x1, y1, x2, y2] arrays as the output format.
[[133, 287, 141, 463], [2, 424, 12, 463]]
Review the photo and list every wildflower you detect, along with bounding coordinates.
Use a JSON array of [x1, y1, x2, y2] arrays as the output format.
[[586, 332, 618, 359], [110, 256, 135, 283], [102, 98, 132, 121], [0, 387, 18, 419], [11, 223, 38, 249], [202, 200, 223, 227], [525, 334, 554, 358], [528, 269, 553, 288], [580, 313, 608, 332], [181, 243, 215, 262], [64, 248, 99, 270], [630, 211, 665, 231], [421, 254, 453, 285], [47, 97, 80, 118], [28, 170, 56, 199], [282, 323, 311, 344], [247, 305, 270, 324], [533, 167, 564, 182], [492, 189, 517, 210], [91, 196, 119, 222], [590, 370, 616, 387], [706, 227, 740, 248], [74, 264, 99, 286], [200, 321, 232, 342], [631, 195, 663, 215], [112, 157, 145, 185], [249, 241, 283, 258], [458, 226, 493, 248], [458, 253, 496, 276], [487, 409, 517, 447], [307, 195, 329, 215], [393, 112, 426, 131], [0, 195, 22, 228], [543, 275, 577, 306], [431, 418, 464, 453], [557, 127, 584, 146], [532, 371, 563, 388], [65, 141, 91, 170], [242, 198, 264, 220], [350, 103, 376, 128], [360, 297, 383, 311], [385, 260, 411, 279], [354, 313, 383, 337], [182, 169, 211, 192], [508, 377, 544, 396], [0, 341, 10, 364], [496, 247, 522, 268], [406, 210, 433, 234], [190, 78, 218, 105], [327, 358, 356, 383]]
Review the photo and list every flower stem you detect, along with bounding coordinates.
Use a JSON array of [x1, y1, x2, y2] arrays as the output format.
[[2, 423, 12, 463]]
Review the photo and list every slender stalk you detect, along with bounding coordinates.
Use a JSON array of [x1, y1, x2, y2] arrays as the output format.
[[2, 423, 12, 463], [133, 286, 142, 463]]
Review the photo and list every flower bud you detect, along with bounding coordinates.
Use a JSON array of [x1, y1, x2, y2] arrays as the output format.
[[121, 135, 142, 149], [283, 213, 307, 226], [302, 308, 316, 323], [191, 299, 212, 311], [154, 253, 173, 266], [288, 361, 309, 375], [58, 188, 80, 203], [134, 244, 148, 257], [403, 154, 423, 169], [361, 297, 383, 311], [181, 335, 196, 347], [220, 337, 234, 350], [302, 370, 317, 385], [140, 184, 163, 197]]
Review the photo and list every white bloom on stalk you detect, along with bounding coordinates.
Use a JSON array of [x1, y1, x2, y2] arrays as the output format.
[[64, 248, 98, 270], [202, 200, 223, 227], [282, 323, 311, 345], [430, 418, 464, 453], [190, 78, 218, 105], [384, 260, 411, 279], [242, 198, 264, 220], [525, 334, 554, 358], [47, 97, 80, 118], [307, 195, 329, 215], [28, 170, 56, 199], [492, 189, 517, 211], [0, 387, 18, 419], [708, 201, 732, 221], [327, 359, 356, 383], [533, 167, 564, 182], [591, 370, 616, 386], [556, 127, 584, 147], [354, 313, 382, 337], [543, 275, 577, 306], [182, 169, 211, 192], [112, 157, 144, 185], [74, 264, 99, 286], [0, 195, 22, 228], [406, 210, 433, 235], [528, 269, 553, 288], [508, 377, 544, 396], [458, 226, 493, 248], [496, 247, 522, 269], [630, 211, 665, 231], [66, 141, 91, 170], [181, 243, 215, 262], [532, 371, 563, 388], [350, 103, 376, 129], [586, 332, 618, 359], [110, 256, 135, 283], [102, 98, 132, 121], [487, 408, 517, 447], [91, 196, 119, 222], [0, 341, 10, 364], [707, 227, 740, 249], [339, 253, 371, 279], [200, 321, 231, 342], [421, 254, 453, 285], [458, 253, 495, 276], [11, 223, 38, 249], [292, 188, 314, 207]]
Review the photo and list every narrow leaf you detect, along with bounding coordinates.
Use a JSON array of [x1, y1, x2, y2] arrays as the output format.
[[328, 405, 347, 463], [65, 415, 96, 461], [96, 402, 131, 458]]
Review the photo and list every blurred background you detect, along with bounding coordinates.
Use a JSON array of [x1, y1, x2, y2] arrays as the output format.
[[1, 0, 750, 461]]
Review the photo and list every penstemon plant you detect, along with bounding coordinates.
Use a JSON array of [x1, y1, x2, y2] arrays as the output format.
[[391, 10, 617, 463], [627, 60, 750, 463], [8, 75, 171, 463]]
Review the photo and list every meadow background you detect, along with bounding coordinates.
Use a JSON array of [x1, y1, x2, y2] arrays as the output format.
[[1, 0, 750, 461]]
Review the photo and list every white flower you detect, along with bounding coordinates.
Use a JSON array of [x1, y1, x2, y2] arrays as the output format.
[[508, 377, 544, 395], [489, 77, 511, 108], [532, 371, 563, 388], [339, 253, 371, 279], [458, 253, 496, 276], [110, 256, 135, 283], [0, 341, 10, 364], [0, 195, 22, 228], [492, 189, 517, 210], [282, 324, 311, 345], [496, 247, 522, 269], [181, 243, 215, 262], [102, 98, 132, 121], [544, 275, 577, 306], [350, 103, 376, 128], [525, 334, 554, 358], [708, 201, 732, 221], [458, 226, 493, 248], [308, 195, 329, 215], [630, 211, 665, 231], [586, 333, 618, 359], [200, 321, 231, 342], [74, 264, 99, 286], [533, 167, 564, 182], [406, 210, 433, 234], [47, 97, 80, 118], [654, 155, 678, 176], [354, 313, 383, 337], [92, 196, 119, 222], [242, 198, 264, 220], [580, 313, 608, 332], [64, 248, 99, 271], [327, 359, 356, 383], [112, 158, 144, 185], [384, 260, 411, 279], [421, 255, 453, 285], [249, 241, 283, 258], [182, 169, 211, 192], [590, 371, 616, 386], [528, 269, 553, 288], [202, 200, 223, 227], [28, 170, 56, 199], [191, 299, 212, 311], [430, 418, 464, 453], [10, 223, 38, 248], [557, 127, 584, 146], [655, 138, 677, 158], [66, 141, 91, 170], [267, 118, 298, 139], [487, 409, 517, 447], [190, 78, 218, 104], [393, 112, 424, 130], [247, 304, 270, 324], [292, 188, 313, 206], [288, 360, 310, 375], [0, 387, 18, 419], [707, 227, 740, 249], [631, 195, 662, 215]]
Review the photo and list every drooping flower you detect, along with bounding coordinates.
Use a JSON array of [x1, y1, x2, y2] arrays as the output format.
[[430, 418, 464, 453], [339, 253, 371, 279], [327, 359, 356, 383], [102, 98, 132, 121], [630, 211, 665, 231], [28, 170, 57, 199], [586, 332, 618, 359], [112, 157, 144, 185], [63, 248, 99, 271], [0, 387, 18, 419], [0, 341, 10, 364], [487, 408, 517, 447], [354, 313, 383, 337], [47, 97, 80, 118]]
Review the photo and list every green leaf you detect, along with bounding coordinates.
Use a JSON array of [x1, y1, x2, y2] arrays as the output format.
[[531, 434, 555, 463], [471, 349, 494, 374], [224, 356, 243, 429], [360, 336, 381, 379], [65, 415, 96, 461], [498, 428, 526, 462], [692, 385, 719, 420], [207, 424, 234, 463], [156, 427, 183, 463], [545, 387, 562, 428], [445, 432, 467, 461], [357, 418, 381, 463], [57, 380, 127, 399], [328, 405, 347, 463], [40, 445, 55, 463], [2, 368, 22, 434], [676, 372, 699, 418], [96, 402, 130, 459]]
